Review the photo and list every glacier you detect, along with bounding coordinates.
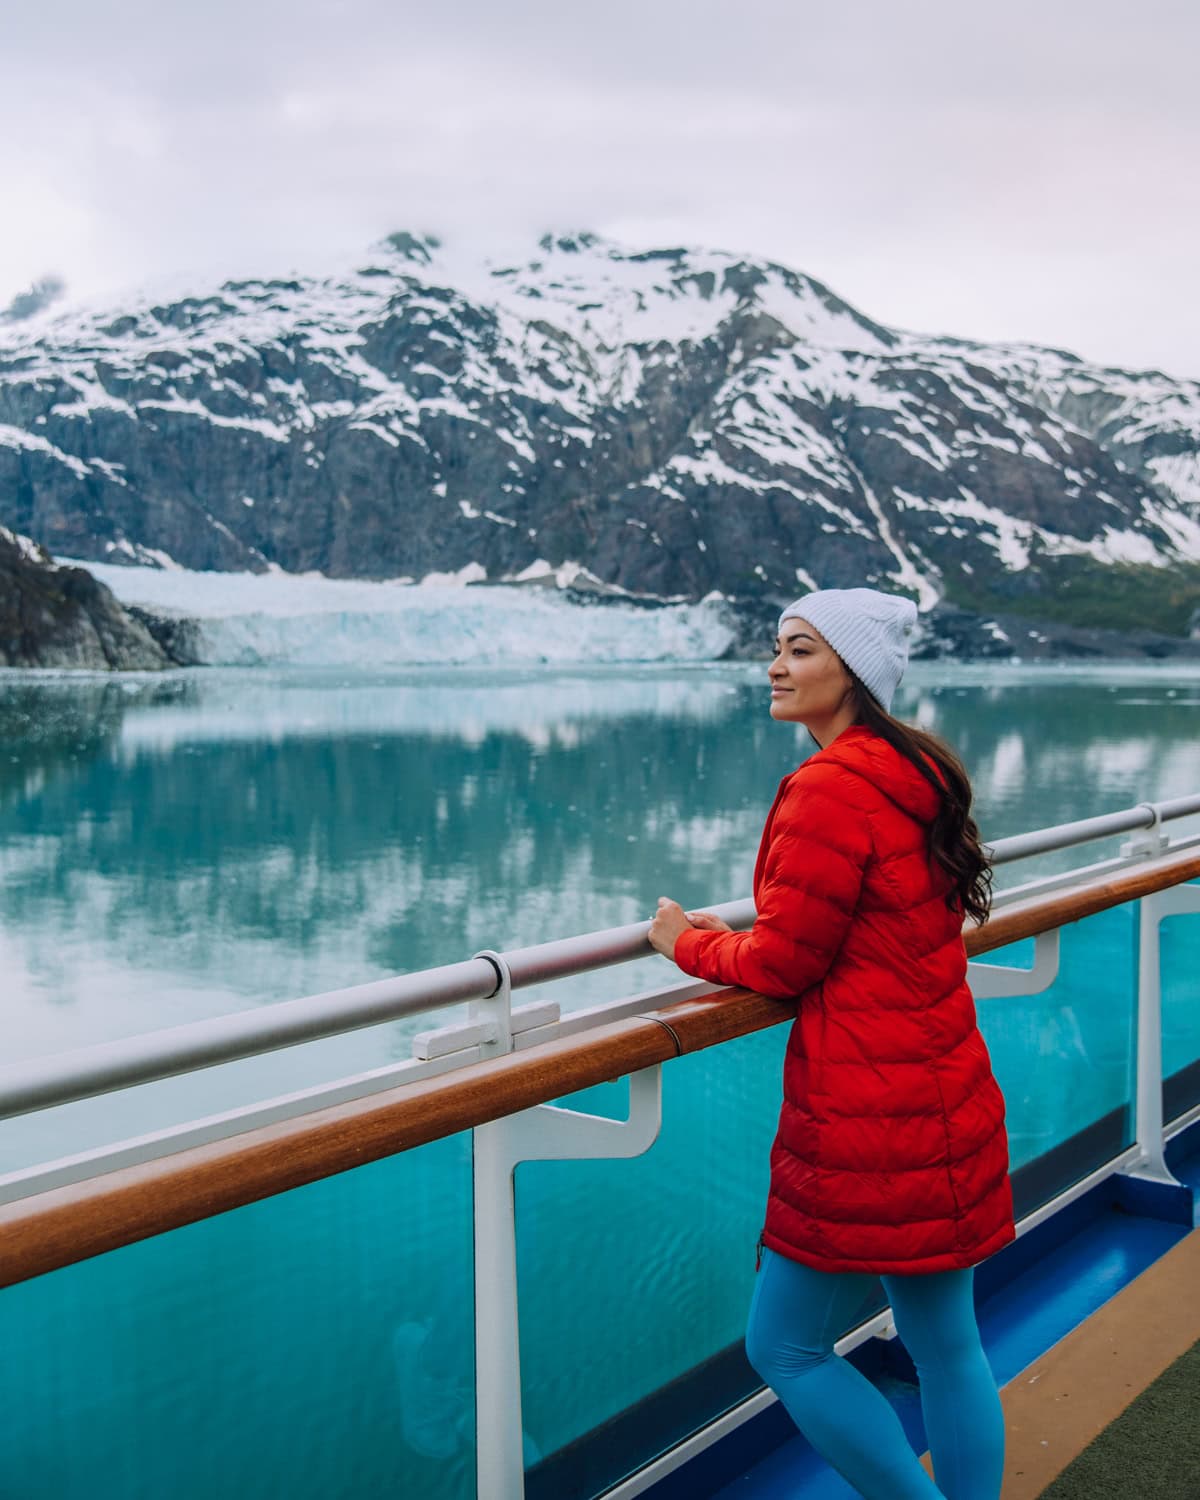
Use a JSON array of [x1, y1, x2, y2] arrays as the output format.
[[70, 560, 739, 666]]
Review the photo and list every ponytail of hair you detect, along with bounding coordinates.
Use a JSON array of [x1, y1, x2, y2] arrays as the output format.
[[850, 678, 993, 926]]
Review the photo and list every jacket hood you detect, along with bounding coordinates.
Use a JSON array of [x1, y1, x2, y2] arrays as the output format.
[[814, 725, 942, 825]]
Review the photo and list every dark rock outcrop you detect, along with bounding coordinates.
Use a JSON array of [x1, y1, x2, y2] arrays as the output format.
[[0, 527, 175, 669]]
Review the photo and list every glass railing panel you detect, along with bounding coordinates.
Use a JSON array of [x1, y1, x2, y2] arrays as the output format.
[[0, 1134, 474, 1500], [1162, 879, 1200, 1122], [976, 903, 1138, 1216], [515, 1026, 786, 1498]]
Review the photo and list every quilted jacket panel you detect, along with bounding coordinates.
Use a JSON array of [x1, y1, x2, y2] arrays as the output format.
[[673, 724, 1016, 1274]]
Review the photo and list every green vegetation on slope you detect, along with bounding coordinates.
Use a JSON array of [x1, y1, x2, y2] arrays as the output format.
[[944, 557, 1200, 637]]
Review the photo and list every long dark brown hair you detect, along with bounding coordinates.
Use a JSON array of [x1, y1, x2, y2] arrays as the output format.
[[849, 674, 993, 925]]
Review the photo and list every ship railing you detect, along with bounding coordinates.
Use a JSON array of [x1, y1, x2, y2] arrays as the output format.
[[1, 792, 1199, 1500]]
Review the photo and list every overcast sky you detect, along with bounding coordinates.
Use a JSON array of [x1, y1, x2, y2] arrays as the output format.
[[4, 0, 1198, 376]]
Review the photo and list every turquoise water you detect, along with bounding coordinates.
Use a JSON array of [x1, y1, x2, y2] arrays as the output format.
[[1, 661, 1199, 1498]]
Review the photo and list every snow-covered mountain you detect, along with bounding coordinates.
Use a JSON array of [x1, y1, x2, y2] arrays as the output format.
[[2, 229, 1198, 637]]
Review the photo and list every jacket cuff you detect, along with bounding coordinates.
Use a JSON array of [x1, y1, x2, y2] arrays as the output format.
[[674, 925, 718, 980]]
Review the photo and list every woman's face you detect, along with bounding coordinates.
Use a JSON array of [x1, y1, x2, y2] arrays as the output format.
[[768, 617, 857, 738]]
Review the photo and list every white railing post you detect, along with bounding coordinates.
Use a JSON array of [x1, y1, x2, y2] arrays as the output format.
[[1130, 883, 1200, 1185], [473, 1066, 664, 1500], [469, 947, 522, 1497], [473, 1121, 527, 1500], [1134, 895, 1171, 1184]]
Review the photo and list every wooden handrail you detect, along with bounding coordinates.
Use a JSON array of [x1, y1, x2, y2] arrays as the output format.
[[2, 846, 1198, 1291]]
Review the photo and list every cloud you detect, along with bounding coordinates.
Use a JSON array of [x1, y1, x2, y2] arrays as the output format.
[[2, 0, 1198, 375], [0, 275, 67, 323]]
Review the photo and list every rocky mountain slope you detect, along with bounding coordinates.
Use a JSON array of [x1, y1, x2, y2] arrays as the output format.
[[1, 230, 1198, 638], [0, 526, 173, 669]]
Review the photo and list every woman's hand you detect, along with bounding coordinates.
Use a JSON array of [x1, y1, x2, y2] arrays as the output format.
[[647, 899, 732, 960], [687, 911, 733, 932]]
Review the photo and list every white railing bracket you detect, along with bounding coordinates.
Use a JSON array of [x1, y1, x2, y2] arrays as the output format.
[[1130, 881, 1200, 1185], [411, 999, 561, 1063], [474, 1065, 664, 1500], [968, 929, 1061, 1000], [1121, 802, 1168, 859]]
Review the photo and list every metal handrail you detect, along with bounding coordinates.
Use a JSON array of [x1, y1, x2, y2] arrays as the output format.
[[2, 792, 1199, 1123], [0, 958, 501, 1122], [985, 794, 1200, 864], [2, 842, 1198, 1292]]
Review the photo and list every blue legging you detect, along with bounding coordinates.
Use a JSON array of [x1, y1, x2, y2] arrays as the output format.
[[746, 1247, 1004, 1500]]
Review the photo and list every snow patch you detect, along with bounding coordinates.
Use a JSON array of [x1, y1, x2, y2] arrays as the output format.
[[136, 397, 290, 443], [1, 525, 52, 566], [418, 562, 488, 587], [1144, 499, 1200, 561], [0, 424, 91, 478], [1146, 454, 1200, 510], [946, 491, 1033, 570]]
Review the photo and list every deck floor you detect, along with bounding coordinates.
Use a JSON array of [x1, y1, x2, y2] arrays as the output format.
[[999, 1226, 1200, 1497], [1035, 1337, 1200, 1499]]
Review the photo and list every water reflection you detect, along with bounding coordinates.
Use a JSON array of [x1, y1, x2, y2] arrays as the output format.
[[0, 669, 779, 1029], [4, 663, 1199, 1016], [1, 662, 1197, 1166]]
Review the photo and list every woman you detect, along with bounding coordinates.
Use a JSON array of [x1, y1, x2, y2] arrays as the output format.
[[648, 587, 1014, 1500]]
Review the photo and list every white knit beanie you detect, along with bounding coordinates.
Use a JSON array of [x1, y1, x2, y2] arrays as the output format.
[[777, 587, 918, 711]]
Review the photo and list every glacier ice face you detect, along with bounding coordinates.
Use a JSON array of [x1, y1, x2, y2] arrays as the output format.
[[73, 561, 738, 666]]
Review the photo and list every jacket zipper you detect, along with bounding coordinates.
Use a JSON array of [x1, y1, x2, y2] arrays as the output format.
[[755, 1233, 766, 1272]]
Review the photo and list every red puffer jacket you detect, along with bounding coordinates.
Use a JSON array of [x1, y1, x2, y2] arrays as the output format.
[[673, 724, 1015, 1275]]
